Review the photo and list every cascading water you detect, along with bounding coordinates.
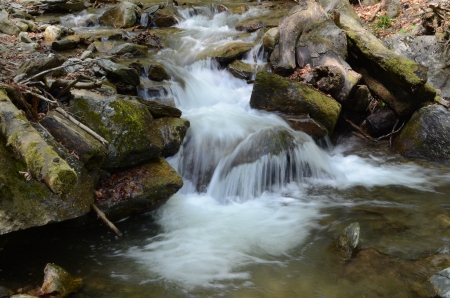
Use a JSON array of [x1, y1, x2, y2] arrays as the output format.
[[118, 6, 448, 294]]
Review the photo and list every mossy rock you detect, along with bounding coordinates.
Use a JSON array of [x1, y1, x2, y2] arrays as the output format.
[[41, 263, 82, 297], [98, 1, 140, 28], [227, 60, 268, 80], [204, 42, 254, 65], [95, 157, 183, 221], [250, 71, 341, 134], [69, 90, 164, 169], [154, 117, 190, 157], [394, 105, 450, 162]]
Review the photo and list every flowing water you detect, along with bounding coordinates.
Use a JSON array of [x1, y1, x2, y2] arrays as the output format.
[[2, 4, 450, 298]]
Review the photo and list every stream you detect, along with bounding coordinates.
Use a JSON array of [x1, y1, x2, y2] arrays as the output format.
[[2, 3, 450, 298]]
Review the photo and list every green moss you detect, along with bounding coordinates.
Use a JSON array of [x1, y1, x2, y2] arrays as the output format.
[[24, 141, 45, 177], [47, 164, 78, 194], [70, 97, 111, 141]]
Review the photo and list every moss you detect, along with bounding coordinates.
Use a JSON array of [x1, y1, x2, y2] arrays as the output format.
[[24, 141, 45, 177], [46, 164, 78, 194], [70, 97, 111, 141]]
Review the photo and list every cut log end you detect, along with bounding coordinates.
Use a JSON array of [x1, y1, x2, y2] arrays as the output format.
[[47, 166, 78, 194]]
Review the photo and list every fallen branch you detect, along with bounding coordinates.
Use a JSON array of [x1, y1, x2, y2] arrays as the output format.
[[374, 120, 404, 144], [55, 107, 109, 146], [24, 91, 58, 105], [344, 116, 376, 142], [50, 79, 102, 90], [91, 204, 122, 236], [369, 0, 386, 22], [57, 76, 81, 99]]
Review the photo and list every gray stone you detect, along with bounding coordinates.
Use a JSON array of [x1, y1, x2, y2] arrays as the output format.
[[15, 20, 29, 32], [80, 50, 93, 60], [431, 268, 450, 298], [15, 54, 66, 77], [263, 27, 279, 55], [0, 10, 20, 35], [0, 44, 10, 53], [17, 42, 38, 51], [96, 59, 140, 87], [18, 31, 32, 43]]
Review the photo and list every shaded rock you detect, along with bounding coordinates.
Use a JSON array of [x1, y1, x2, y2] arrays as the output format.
[[135, 98, 182, 118], [250, 71, 341, 134], [52, 38, 78, 51], [95, 157, 183, 221], [227, 60, 268, 80], [0, 10, 20, 36], [318, 0, 436, 116], [69, 90, 164, 169], [96, 59, 140, 87], [394, 105, 450, 162], [362, 107, 397, 137], [130, 61, 171, 81], [41, 263, 82, 297], [154, 117, 190, 157], [15, 54, 66, 78], [343, 84, 371, 113], [385, 35, 450, 98], [152, 7, 179, 27], [431, 267, 450, 297], [235, 19, 264, 32], [40, 110, 107, 170], [18, 32, 32, 43], [99, 1, 139, 28], [281, 114, 328, 139], [107, 43, 148, 57], [263, 27, 279, 55], [337, 222, 360, 255]]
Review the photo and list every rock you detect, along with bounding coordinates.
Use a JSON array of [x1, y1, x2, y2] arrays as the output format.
[[80, 50, 93, 60], [17, 42, 38, 51], [318, 0, 436, 116], [431, 268, 450, 298], [41, 263, 82, 297], [263, 27, 279, 55], [15, 21, 28, 32], [146, 62, 170, 81], [344, 85, 371, 113], [385, 0, 401, 18], [0, 44, 10, 53], [235, 19, 264, 32], [99, 1, 139, 28], [95, 157, 183, 221], [69, 90, 164, 169], [337, 222, 360, 255], [250, 71, 341, 134], [44, 25, 63, 41], [152, 8, 179, 27], [362, 107, 398, 137], [0, 10, 20, 36], [154, 117, 190, 157], [385, 35, 450, 99], [93, 40, 117, 53], [0, 286, 13, 296], [52, 38, 78, 51], [41, 0, 86, 12], [96, 59, 140, 87], [18, 32, 32, 43], [15, 54, 66, 78], [207, 42, 254, 65], [227, 60, 267, 80], [394, 105, 450, 162], [280, 114, 328, 139], [40, 110, 107, 170], [135, 98, 182, 118], [107, 43, 148, 57]]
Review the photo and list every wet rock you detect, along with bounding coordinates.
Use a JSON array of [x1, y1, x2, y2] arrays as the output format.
[[155, 117, 190, 157], [15, 54, 66, 78], [0, 10, 21, 36], [431, 267, 450, 297], [135, 98, 182, 118], [95, 157, 183, 221], [227, 60, 267, 80], [152, 7, 179, 27], [208, 42, 254, 65], [385, 35, 450, 98], [99, 1, 140, 28], [250, 71, 341, 134], [343, 85, 371, 113], [235, 19, 264, 32], [362, 107, 398, 137], [96, 59, 140, 87], [52, 38, 78, 51], [41, 263, 82, 297], [337, 222, 360, 255], [281, 114, 328, 139], [69, 90, 164, 169], [128, 61, 170, 81], [107, 43, 148, 57], [263, 27, 279, 55], [18, 32, 32, 43], [394, 105, 450, 162]]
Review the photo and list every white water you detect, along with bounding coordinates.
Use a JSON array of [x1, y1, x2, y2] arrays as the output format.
[[123, 6, 442, 291]]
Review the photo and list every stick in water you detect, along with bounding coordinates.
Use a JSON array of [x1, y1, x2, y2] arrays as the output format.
[[91, 204, 122, 236]]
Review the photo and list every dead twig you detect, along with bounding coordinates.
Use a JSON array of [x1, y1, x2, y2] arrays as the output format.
[[344, 116, 376, 142], [91, 204, 122, 236], [56, 75, 81, 99], [24, 91, 58, 105]]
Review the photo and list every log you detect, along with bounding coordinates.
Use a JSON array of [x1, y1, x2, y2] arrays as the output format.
[[0, 87, 78, 194]]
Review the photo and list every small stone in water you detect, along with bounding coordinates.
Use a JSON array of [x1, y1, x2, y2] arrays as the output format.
[[337, 222, 360, 255]]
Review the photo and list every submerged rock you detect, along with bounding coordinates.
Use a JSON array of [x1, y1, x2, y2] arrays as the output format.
[[41, 263, 82, 297], [337, 222, 360, 255], [395, 105, 450, 162], [250, 71, 341, 134]]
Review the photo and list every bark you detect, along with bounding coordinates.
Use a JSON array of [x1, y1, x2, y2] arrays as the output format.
[[0, 88, 78, 194]]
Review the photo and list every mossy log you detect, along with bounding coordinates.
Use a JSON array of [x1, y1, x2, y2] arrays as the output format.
[[317, 0, 436, 115], [0, 88, 78, 194]]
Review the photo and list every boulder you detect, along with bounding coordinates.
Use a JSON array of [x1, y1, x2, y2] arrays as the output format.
[[15, 21, 28, 32], [69, 90, 164, 169], [317, 0, 436, 116], [154, 117, 190, 157], [0, 10, 20, 35], [227, 60, 268, 80], [95, 157, 183, 221], [394, 105, 450, 162], [15, 54, 66, 78], [152, 7, 179, 27], [362, 107, 398, 137], [430, 267, 450, 298], [107, 43, 148, 57], [93, 40, 117, 53], [235, 19, 264, 32], [250, 71, 341, 134], [129, 61, 170, 81], [207, 42, 254, 65], [384, 35, 450, 98], [99, 1, 139, 28], [17, 42, 38, 52], [263, 27, 279, 55], [41, 263, 82, 297], [96, 59, 140, 87], [41, 0, 86, 12]]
